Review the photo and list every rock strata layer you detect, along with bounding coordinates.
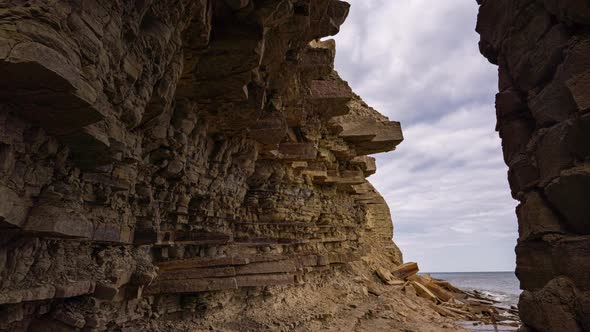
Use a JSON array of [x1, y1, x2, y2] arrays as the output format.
[[0, 1, 411, 330], [477, 0, 590, 331]]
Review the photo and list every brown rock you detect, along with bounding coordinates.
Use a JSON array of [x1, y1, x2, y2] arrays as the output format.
[[543, 0, 590, 24], [375, 267, 394, 285], [516, 239, 555, 291], [55, 281, 96, 298], [409, 275, 454, 302], [516, 191, 563, 240], [545, 166, 590, 234], [24, 204, 93, 239], [0, 1, 415, 329], [519, 277, 583, 332], [495, 88, 527, 129], [0, 185, 31, 228], [566, 70, 590, 112], [477, 0, 590, 327], [499, 118, 533, 166], [576, 291, 590, 330], [565, 113, 590, 159], [553, 236, 590, 290], [528, 80, 577, 127], [535, 123, 573, 186], [411, 281, 438, 303], [392, 262, 419, 280], [278, 142, 318, 160]]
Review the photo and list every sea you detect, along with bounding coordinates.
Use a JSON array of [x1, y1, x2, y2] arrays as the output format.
[[427, 271, 521, 308], [427, 272, 521, 331]]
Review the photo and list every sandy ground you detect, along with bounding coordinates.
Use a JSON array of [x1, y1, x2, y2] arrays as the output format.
[[141, 263, 468, 332]]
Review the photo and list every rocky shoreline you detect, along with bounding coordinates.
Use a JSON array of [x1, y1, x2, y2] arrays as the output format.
[[374, 263, 521, 331]]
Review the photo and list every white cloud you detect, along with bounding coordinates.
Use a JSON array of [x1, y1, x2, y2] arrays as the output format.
[[334, 0, 518, 272]]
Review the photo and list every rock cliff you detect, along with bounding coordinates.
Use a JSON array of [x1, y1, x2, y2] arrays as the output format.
[[0, 1, 434, 331], [477, 0, 590, 331]]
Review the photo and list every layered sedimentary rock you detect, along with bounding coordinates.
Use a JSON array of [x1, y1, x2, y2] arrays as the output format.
[[477, 1, 590, 331], [0, 1, 404, 330]]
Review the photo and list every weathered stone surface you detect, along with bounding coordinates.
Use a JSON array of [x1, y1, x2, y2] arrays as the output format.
[[576, 291, 590, 331], [24, 204, 94, 239], [545, 166, 590, 234], [566, 70, 590, 112], [516, 239, 556, 291], [516, 191, 563, 240], [0, 185, 30, 229], [553, 236, 590, 290], [543, 0, 590, 24], [528, 79, 577, 127], [391, 262, 419, 280], [0, 1, 408, 329], [535, 123, 574, 186], [499, 118, 533, 166], [519, 277, 583, 332], [478, 0, 590, 328]]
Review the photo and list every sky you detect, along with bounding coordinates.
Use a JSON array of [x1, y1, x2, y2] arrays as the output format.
[[333, 0, 518, 272]]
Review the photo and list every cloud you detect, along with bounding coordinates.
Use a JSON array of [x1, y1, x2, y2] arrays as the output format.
[[334, 0, 518, 272]]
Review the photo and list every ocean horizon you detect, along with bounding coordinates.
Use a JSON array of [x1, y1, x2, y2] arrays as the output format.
[[424, 271, 521, 308]]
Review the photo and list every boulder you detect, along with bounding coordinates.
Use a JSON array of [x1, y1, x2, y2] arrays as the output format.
[[392, 262, 419, 280]]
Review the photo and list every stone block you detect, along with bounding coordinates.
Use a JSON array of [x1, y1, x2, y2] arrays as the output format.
[[566, 70, 590, 112], [157, 257, 250, 271], [351, 156, 376, 176], [24, 204, 93, 239], [535, 123, 573, 186], [93, 283, 119, 301], [278, 142, 317, 160], [0, 185, 31, 228], [528, 79, 577, 127], [248, 113, 288, 145], [313, 0, 350, 38], [553, 236, 590, 290], [545, 166, 590, 234], [0, 42, 103, 134], [147, 277, 238, 294], [0, 285, 56, 305], [54, 281, 96, 298], [576, 291, 590, 331], [235, 273, 294, 287], [565, 113, 590, 159], [308, 78, 353, 116], [516, 239, 555, 291], [498, 118, 533, 166], [235, 260, 297, 275], [495, 88, 527, 128], [516, 192, 563, 240], [299, 40, 335, 79], [507, 155, 539, 197], [158, 267, 236, 280], [519, 277, 582, 332]]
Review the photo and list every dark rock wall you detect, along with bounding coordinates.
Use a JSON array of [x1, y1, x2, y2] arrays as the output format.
[[476, 0, 590, 330], [0, 0, 403, 330]]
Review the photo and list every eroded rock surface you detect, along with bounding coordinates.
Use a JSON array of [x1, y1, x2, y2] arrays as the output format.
[[477, 0, 590, 330], [0, 1, 434, 331]]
